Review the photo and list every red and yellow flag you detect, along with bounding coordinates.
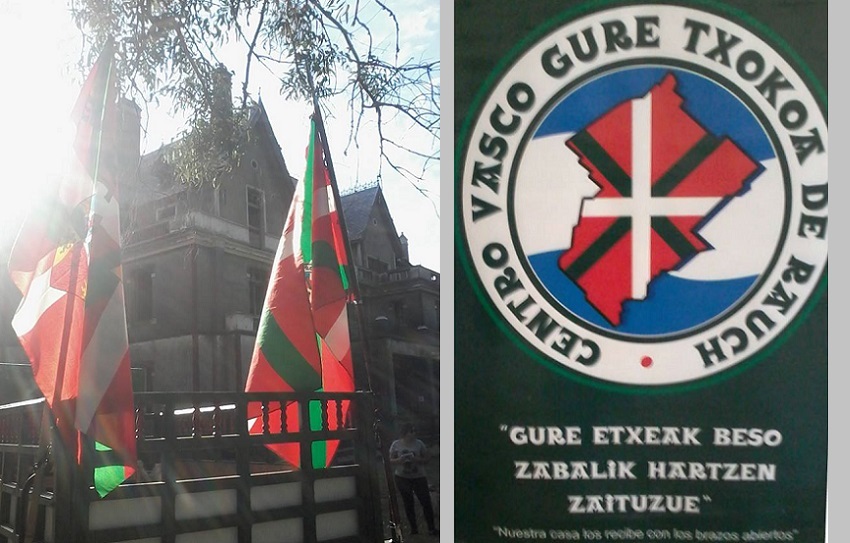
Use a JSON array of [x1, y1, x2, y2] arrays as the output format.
[[8, 43, 137, 496]]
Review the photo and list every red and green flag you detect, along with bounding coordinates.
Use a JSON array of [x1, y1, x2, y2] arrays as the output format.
[[8, 42, 137, 497], [245, 109, 355, 468], [559, 74, 760, 325]]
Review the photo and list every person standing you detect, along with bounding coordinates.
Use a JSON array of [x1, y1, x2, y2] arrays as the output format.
[[389, 423, 438, 536]]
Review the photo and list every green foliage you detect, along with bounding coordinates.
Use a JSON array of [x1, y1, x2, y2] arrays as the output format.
[[68, 0, 439, 188], [165, 104, 251, 188]]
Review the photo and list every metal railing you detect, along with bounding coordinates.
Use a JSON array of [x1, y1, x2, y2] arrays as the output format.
[[0, 391, 384, 543], [354, 265, 439, 287]]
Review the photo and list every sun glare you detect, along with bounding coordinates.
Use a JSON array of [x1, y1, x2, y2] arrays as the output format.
[[0, 0, 80, 247], [0, 0, 441, 272]]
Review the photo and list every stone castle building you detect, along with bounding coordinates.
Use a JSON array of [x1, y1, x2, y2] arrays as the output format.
[[0, 97, 439, 437]]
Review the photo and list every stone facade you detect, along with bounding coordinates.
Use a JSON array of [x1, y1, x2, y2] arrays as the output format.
[[0, 99, 440, 438]]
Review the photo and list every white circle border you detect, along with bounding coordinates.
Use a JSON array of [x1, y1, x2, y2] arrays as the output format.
[[458, 3, 828, 387]]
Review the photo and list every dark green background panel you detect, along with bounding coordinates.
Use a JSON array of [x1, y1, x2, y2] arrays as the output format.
[[454, 1, 827, 541]]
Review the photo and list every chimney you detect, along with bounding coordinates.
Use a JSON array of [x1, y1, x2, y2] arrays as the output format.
[[117, 98, 141, 184], [399, 232, 410, 263], [211, 64, 234, 141]]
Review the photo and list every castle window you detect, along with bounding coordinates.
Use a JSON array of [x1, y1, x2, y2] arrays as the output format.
[[248, 267, 270, 315], [247, 186, 265, 248], [127, 267, 155, 323], [368, 257, 388, 273], [393, 300, 406, 326]]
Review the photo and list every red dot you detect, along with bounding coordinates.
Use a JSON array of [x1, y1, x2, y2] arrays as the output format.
[[641, 356, 653, 368]]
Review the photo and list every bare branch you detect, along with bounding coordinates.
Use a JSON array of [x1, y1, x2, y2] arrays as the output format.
[[241, 0, 269, 109], [69, 0, 439, 192]]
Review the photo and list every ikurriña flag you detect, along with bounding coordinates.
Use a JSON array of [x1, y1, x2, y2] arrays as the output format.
[[7, 42, 137, 497], [245, 107, 355, 468], [559, 74, 760, 326]]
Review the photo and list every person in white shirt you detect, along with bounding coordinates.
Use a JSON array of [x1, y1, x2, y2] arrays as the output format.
[[389, 423, 438, 536]]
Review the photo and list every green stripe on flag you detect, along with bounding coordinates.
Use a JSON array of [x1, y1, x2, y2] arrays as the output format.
[[312, 240, 340, 274], [338, 264, 349, 292], [94, 441, 129, 497], [309, 398, 328, 468], [301, 121, 317, 264], [258, 308, 321, 390], [314, 239, 350, 293]]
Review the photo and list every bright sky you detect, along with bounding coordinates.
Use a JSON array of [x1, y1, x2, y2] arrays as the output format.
[[0, 0, 441, 273], [0, 0, 79, 243]]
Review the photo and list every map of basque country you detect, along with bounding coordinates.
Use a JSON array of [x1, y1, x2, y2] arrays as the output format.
[[558, 74, 761, 326]]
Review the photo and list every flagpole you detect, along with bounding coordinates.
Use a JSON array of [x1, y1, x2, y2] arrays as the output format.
[[45, 42, 123, 524], [22, 43, 121, 540], [307, 81, 404, 542], [302, 62, 373, 387], [21, 41, 128, 535], [308, 100, 373, 391], [23, 100, 88, 543]]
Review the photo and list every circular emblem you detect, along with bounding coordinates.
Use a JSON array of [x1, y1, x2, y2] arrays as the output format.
[[457, 2, 827, 387]]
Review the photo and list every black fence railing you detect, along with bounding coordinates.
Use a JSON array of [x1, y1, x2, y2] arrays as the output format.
[[0, 390, 384, 543]]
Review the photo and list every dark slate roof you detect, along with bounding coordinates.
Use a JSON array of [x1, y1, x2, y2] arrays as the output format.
[[250, 98, 291, 180], [340, 186, 380, 240], [131, 100, 291, 203], [135, 145, 179, 196]]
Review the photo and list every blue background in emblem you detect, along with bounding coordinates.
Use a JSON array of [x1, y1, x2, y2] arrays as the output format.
[[530, 251, 757, 335], [535, 67, 774, 162], [527, 67, 771, 335]]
